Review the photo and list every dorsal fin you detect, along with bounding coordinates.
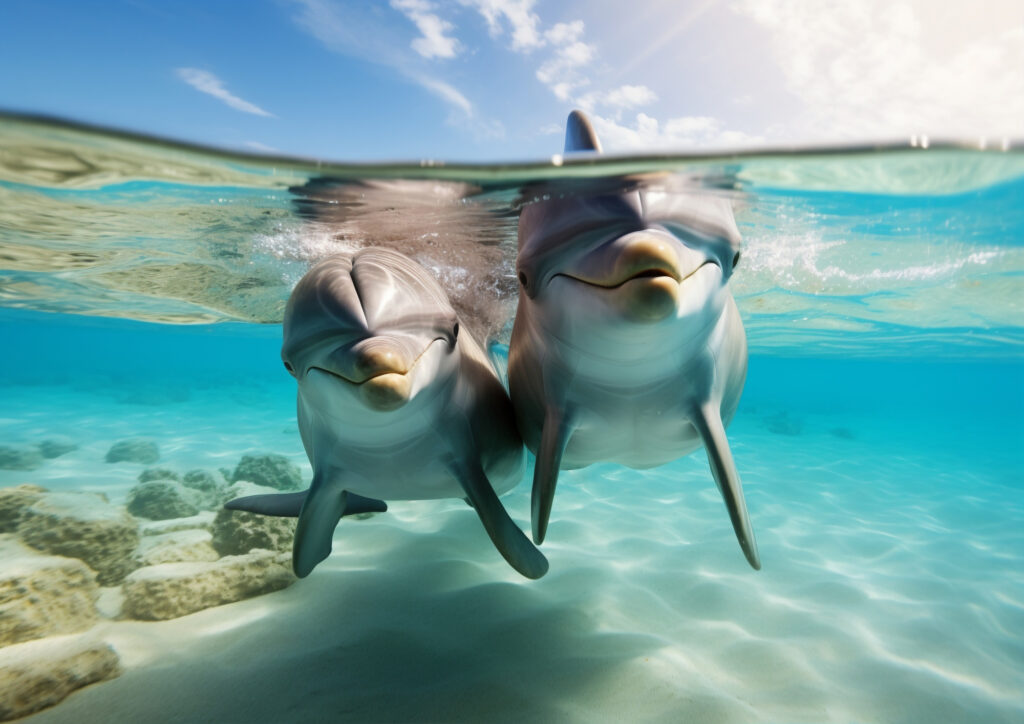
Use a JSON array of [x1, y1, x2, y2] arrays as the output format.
[[564, 110, 602, 153]]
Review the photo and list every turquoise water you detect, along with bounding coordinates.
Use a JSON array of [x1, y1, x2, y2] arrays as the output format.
[[1, 114, 1022, 723]]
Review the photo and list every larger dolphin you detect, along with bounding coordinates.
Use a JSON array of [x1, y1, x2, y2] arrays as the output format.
[[227, 247, 548, 580], [508, 110, 760, 569]]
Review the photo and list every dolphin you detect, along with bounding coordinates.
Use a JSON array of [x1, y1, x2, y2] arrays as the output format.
[[508, 110, 760, 570], [227, 247, 548, 580]]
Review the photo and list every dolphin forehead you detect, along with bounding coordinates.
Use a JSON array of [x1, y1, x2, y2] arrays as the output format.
[[282, 249, 457, 366], [350, 248, 454, 331]]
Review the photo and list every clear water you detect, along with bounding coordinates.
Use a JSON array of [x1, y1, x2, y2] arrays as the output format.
[[1, 113, 1022, 723]]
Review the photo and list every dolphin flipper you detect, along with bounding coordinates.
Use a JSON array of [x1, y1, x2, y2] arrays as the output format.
[[564, 109, 602, 153], [225, 490, 387, 518], [452, 459, 549, 580], [531, 407, 574, 544], [691, 402, 761, 570], [293, 478, 350, 578]]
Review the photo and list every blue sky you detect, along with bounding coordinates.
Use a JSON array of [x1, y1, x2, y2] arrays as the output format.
[[1, 0, 1021, 161]]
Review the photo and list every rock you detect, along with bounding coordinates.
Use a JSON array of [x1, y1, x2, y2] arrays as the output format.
[[134, 529, 219, 566], [231, 454, 302, 491], [138, 467, 180, 483], [0, 633, 121, 721], [138, 511, 215, 536], [0, 485, 48, 534], [122, 549, 295, 620], [36, 438, 78, 459], [211, 505, 296, 556], [126, 480, 200, 521], [104, 439, 159, 464], [182, 469, 226, 511], [18, 493, 140, 586], [0, 446, 44, 472], [0, 536, 100, 647], [182, 469, 222, 494]]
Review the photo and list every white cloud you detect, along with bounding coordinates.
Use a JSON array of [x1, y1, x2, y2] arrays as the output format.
[[391, 0, 460, 59], [175, 68, 273, 117], [463, 0, 543, 51], [590, 112, 765, 151], [578, 85, 658, 115], [734, 0, 1024, 141], [535, 21, 595, 100]]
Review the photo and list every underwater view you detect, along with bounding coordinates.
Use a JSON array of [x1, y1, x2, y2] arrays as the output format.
[[1, 111, 1022, 724]]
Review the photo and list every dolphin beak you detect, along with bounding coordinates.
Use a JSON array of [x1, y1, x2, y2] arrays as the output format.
[[562, 234, 683, 288]]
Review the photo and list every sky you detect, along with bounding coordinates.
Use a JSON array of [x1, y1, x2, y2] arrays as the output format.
[[1, 0, 1022, 161]]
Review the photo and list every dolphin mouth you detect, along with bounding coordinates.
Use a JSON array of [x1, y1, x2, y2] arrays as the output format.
[[306, 335, 446, 385], [557, 261, 714, 290]]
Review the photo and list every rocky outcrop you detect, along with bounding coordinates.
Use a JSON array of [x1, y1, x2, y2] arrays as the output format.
[[134, 529, 219, 566], [126, 480, 200, 520], [104, 439, 159, 464], [121, 549, 295, 620], [138, 467, 180, 483], [0, 537, 100, 647], [231, 454, 302, 490], [36, 438, 78, 460], [0, 634, 121, 721], [0, 485, 48, 534], [18, 493, 140, 586], [182, 469, 225, 506], [0, 446, 43, 472], [211, 506, 297, 556]]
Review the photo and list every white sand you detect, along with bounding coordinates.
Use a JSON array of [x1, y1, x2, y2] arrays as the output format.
[[3, 382, 1023, 723]]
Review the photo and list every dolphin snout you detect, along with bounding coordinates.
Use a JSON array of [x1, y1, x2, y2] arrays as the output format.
[[564, 232, 684, 288], [329, 338, 415, 384]]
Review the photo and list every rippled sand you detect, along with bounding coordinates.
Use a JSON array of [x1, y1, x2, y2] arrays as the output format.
[[2, 368, 1022, 724]]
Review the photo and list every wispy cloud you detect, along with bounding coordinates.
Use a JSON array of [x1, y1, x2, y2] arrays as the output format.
[[391, 0, 460, 59], [175, 68, 274, 117], [535, 21, 595, 101], [289, 0, 502, 139], [463, 0, 543, 51]]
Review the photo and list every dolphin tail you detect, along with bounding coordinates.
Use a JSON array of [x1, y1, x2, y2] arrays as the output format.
[[531, 407, 575, 544], [692, 402, 761, 570], [565, 110, 602, 153], [224, 490, 387, 518], [451, 459, 549, 580]]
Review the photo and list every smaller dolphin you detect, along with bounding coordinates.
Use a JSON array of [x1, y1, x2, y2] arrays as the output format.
[[509, 111, 760, 570], [227, 248, 547, 580]]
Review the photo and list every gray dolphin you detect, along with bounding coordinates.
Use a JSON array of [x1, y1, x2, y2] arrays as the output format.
[[227, 247, 548, 580], [508, 110, 760, 570]]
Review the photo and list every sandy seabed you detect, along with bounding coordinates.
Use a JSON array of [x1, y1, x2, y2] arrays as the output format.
[[2, 379, 1022, 724]]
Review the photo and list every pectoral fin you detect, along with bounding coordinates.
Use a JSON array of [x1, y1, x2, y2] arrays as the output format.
[[532, 407, 574, 544], [692, 402, 761, 570], [452, 460, 549, 580], [225, 490, 386, 518], [293, 477, 348, 578]]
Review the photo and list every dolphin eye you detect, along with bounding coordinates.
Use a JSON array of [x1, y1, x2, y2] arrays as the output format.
[[453, 322, 459, 341], [283, 360, 295, 376], [732, 251, 741, 269], [518, 271, 528, 287]]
